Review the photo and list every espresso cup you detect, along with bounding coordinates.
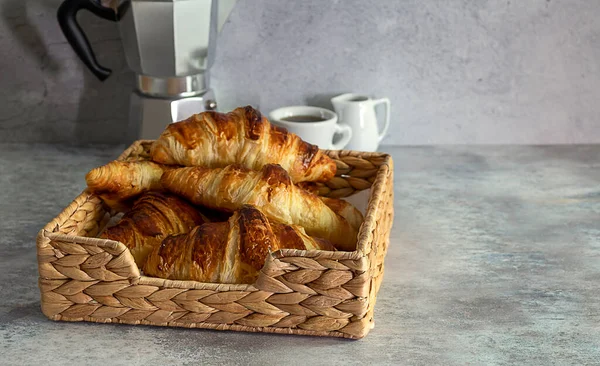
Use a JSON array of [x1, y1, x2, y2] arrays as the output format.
[[268, 106, 352, 150]]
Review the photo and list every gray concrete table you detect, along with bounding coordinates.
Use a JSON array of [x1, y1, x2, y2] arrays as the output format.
[[1, 143, 598, 365]]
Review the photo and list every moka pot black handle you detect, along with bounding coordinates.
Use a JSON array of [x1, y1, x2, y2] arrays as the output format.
[[57, 0, 120, 81]]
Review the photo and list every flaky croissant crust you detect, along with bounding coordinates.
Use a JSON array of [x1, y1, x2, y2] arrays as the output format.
[[143, 205, 335, 284], [85, 160, 171, 211], [160, 164, 358, 251], [150, 106, 336, 183], [100, 192, 208, 267]]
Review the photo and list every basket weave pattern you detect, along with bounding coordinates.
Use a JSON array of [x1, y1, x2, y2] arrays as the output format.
[[37, 141, 394, 339]]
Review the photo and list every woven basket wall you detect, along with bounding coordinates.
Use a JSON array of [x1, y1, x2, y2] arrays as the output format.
[[36, 140, 394, 339]]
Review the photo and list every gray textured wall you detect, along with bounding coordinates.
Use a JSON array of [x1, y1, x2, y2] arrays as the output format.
[[0, 0, 133, 143], [1, 0, 599, 145]]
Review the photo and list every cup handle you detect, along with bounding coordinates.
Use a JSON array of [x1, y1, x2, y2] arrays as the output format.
[[373, 98, 391, 143], [331, 123, 353, 150]]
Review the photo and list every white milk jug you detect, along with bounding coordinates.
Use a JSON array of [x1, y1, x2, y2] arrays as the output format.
[[331, 93, 390, 151]]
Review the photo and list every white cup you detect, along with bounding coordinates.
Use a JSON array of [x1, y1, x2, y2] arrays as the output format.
[[268, 106, 352, 150]]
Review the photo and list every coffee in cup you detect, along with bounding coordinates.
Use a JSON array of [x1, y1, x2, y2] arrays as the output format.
[[268, 106, 352, 150]]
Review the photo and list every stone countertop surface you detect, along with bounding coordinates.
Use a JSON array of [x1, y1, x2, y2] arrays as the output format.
[[0, 143, 599, 365]]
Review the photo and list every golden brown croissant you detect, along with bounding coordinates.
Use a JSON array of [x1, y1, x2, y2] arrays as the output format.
[[320, 197, 364, 231], [296, 181, 320, 194], [150, 106, 336, 183], [100, 192, 208, 267], [86, 160, 171, 211], [160, 164, 358, 251], [143, 205, 335, 284], [295, 183, 364, 229]]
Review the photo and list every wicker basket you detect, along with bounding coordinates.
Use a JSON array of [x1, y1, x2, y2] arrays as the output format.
[[36, 140, 394, 339]]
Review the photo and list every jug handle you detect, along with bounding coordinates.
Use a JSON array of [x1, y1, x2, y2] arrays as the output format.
[[373, 98, 390, 143], [57, 0, 124, 81]]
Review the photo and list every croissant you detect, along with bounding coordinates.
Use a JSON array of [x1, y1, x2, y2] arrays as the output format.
[[160, 164, 358, 251], [150, 106, 336, 183], [320, 197, 364, 231], [296, 181, 320, 195], [295, 184, 363, 229], [143, 205, 335, 284], [86, 160, 171, 211], [100, 192, 208, 267]]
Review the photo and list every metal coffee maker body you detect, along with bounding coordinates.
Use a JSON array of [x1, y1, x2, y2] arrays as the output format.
[[57, 0, 221, 139]]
